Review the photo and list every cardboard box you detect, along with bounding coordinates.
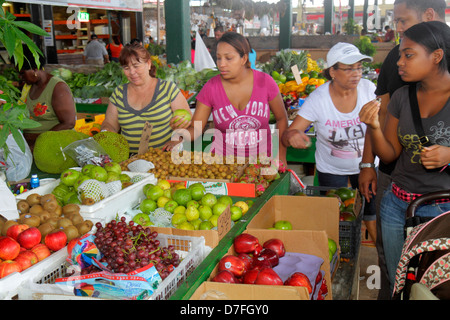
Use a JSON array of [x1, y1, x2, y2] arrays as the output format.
[[148, 205, 232, 248], [190, 281, 309, 300], [206, 229, 332, 300], [246, 195, 340, 246]]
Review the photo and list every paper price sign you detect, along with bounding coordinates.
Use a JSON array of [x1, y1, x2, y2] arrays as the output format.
[[217, 206, 231, 240]]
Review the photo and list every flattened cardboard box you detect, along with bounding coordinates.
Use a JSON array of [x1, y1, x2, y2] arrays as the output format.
[[204, 229, 332, 300]]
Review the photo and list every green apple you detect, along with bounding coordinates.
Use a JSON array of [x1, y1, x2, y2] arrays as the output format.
[[201, 193, 217, 207], [188, 182, 206, 192], [104, 162, 122, 175], [198, 205, 213, 221], [105, 171, 120, 183], [140, 199, 157, 214], [199, 221, 213, 230], [185, 206, 200, 221], [209, 215, 219, 228], [273, 220, 293, 230], [133, 213, 153, 226], [60, 169, 81, 187], [172, 109, 192, 124], [119, 173, 131, 183], [230, 205, 243, 221], [163, 188, 172, 199], [177, 221, 194, 230], [173, 205, 186, 215], [89, 166, 108, 182], [145, 185, 164, 201], [186, 200, 199, 208], [190, 186, 205, 201], [164, 200, 178, 213], [212, 202, 228, 216], [190, 218, 202, 230], [157, 179, 171, 190], [217, 195, 233, 207], [157, 196, 170, 208], [81, 164, 96, 176], [172, 212, 187, 226]]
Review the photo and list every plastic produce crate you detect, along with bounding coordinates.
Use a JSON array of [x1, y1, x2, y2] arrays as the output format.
[[17, 233, 209, 300], [296, 186, 364, 259], [0, 247, 68, 300], [16, 171, 157, 225]]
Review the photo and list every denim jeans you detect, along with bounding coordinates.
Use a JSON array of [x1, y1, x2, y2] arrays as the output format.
[[316, 170, 376, 221], [380, 187, 450, 295]]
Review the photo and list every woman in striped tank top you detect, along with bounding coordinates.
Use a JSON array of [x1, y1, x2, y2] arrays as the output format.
[[101, 44, 192, 154]]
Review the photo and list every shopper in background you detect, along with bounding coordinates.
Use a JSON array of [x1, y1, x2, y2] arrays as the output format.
[[164, 32, 288, 165], [130, 38, 143, 46], [282, 42, 378, 242], [383, 25, 395, 42], [100, 43, 191, 154], [83, 34, 109, 65], [359, 21, 450, 294], [210, 25, 225, 64], [358, 0, 447, 300], [106, 35, 123, 63], [17, 46, 76, 151]]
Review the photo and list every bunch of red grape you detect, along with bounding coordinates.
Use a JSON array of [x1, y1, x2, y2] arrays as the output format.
[[93, 217, 181, 279]]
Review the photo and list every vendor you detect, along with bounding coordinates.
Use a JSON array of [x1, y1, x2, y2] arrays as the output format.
[[164, 31, 288, 165], [18, 46, 76, 150], [100, 43, 192, 154]]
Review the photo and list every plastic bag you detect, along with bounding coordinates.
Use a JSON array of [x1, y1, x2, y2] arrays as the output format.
[[63, 137, 112, 167], [194, 30, 216, 72], [0, 131, 32, 181]]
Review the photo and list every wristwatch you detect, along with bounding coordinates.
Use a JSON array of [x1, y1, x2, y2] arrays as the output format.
[[359, 162, 375, 170]]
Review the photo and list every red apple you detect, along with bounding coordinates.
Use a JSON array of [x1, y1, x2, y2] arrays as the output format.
[[31, 243, 51, 261], [256, 248, 279, 268], [0, 236, 21, 260], [44, 230, 67, 252], [14, 250, 38, 270], [17, 227, 41, 249], [237, 253, 254, 271], [233, 233, 260, 255], [6, 224, 30, 241], [0, 260, 22, 279], [242, 268, 259, 284], [255, 267, 283, 285], [211, 270, 238, 283], [218, 255, 246, 277], [284, 272, 313, 294], [263, 238, 286, 258]]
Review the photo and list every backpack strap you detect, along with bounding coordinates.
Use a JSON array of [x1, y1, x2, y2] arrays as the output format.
[[408, 84, 432, 147]]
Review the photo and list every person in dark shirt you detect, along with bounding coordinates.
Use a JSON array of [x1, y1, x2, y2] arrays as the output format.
[[358, 0, 447, 299]]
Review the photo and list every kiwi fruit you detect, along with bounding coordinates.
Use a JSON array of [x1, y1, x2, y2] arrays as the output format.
[[69, 213, 84, 225], [40, 194, 57, 205], [29, 204, 44, 215], [52, 205, 63, 217], [36, 210, 51, 224], [1, 220, 18, 236], [46, 217, 60, 229], [76, 221, 92, 235], [43, 199, 59, 213], [17, 200, 30, 214], [26, 193, 41, 206], [62, 204, 80, 216], [63, 225, 80, 242], [20, 214, 41, 227], [38, 222, 55, 240], [57, 218, 73, 229]]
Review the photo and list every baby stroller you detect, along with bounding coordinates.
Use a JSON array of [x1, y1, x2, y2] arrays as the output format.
[[392, 190, 450, 300]]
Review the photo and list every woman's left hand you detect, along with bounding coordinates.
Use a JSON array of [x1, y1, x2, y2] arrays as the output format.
[[421, 145, 450, 170]]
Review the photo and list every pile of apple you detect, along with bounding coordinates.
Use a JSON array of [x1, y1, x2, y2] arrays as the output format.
[[212, 233, 328, 300], [54, 162, 134, 206], [0, 225, 67, 279], [133, 179, 253, 230]]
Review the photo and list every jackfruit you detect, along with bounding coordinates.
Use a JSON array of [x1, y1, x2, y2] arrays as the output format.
[[33, 130, 89, 174], [92, 131, 130, 163]]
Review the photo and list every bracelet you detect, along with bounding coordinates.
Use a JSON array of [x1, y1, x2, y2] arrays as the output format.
[[359, 162, 375, 170]]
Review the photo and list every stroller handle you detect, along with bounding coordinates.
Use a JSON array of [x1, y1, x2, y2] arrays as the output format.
[[406, 189, 450, 218]]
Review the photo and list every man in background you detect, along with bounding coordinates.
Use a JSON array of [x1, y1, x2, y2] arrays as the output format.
[[83, 34, 109, 65]]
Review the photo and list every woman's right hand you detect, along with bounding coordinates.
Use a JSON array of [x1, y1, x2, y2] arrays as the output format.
[[283, 129, 311, 149], [359, 99, 381, 130]]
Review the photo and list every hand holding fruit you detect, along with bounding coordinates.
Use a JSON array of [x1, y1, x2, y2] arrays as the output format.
[[170, 109, 192, 130], [283, 129, 311, 149], [359, 99, 381, 130]]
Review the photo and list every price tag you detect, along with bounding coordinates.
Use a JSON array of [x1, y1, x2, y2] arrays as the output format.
[[217, 205, 231, 240], [138, 122, 153, 155], [291, 65, 303, 85]]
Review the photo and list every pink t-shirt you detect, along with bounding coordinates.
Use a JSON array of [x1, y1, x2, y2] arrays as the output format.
[[196, 69, 279, 158]]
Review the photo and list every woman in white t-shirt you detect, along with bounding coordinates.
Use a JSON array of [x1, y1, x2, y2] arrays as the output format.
[[282, 42, 378, 241]]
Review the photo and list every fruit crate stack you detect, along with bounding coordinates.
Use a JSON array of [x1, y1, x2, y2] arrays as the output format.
[[295, 186, 364, 259]]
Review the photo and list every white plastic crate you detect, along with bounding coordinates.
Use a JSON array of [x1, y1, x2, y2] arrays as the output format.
[[16, 171, 157, 225], [17, 233, 209, 300], [0, 247, 68, 300]]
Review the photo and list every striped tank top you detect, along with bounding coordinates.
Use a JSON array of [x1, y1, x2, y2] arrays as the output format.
[[109, 79, 180, 153]]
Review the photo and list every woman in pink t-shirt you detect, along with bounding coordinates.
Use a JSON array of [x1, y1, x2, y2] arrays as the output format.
[[164, 32, 288, 164]]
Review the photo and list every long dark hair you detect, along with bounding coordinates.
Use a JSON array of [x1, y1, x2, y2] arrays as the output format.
[[404, 21, 450, 73], [217, 32, 251, 68], [119, 43, 156, 77]]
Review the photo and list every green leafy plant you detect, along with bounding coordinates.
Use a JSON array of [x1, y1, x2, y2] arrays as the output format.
[[354, 36, 377, 57], [0, 0, 49, 158]]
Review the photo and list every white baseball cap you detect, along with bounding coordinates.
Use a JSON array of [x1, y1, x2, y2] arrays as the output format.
[[326, 42, 373, 68]]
